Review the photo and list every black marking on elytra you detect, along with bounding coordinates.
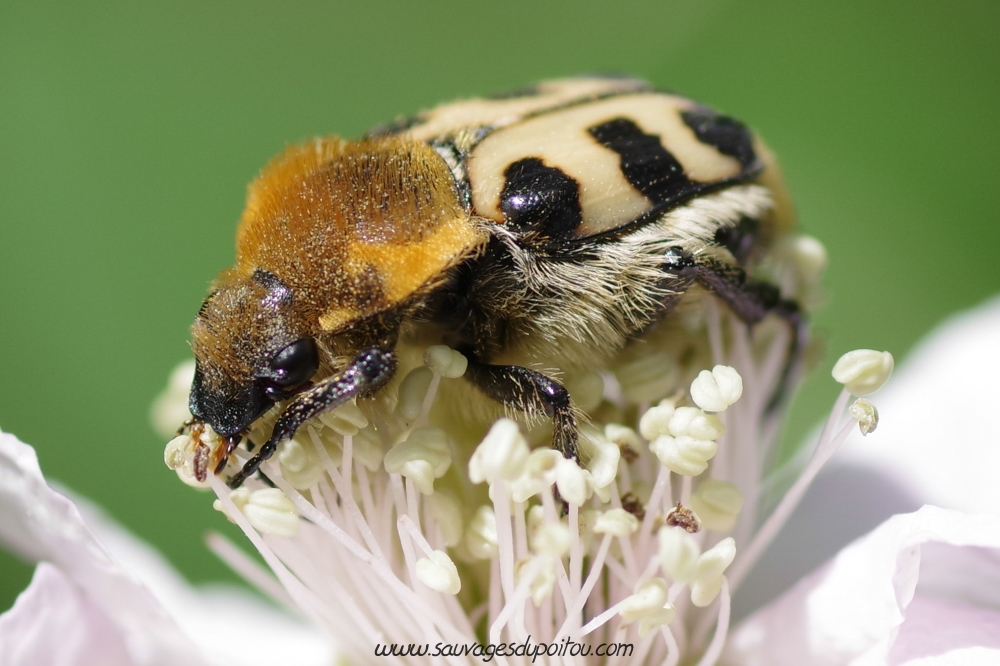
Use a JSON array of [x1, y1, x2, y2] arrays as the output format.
[[681, 107, 758, 169], [500, 158, 583, 239], [588, 117, 693, 204], [714, 216, 760, 265], [363, 112, 428, 138]]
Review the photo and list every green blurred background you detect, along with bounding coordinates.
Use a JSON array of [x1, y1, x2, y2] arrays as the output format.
[[2, 0, 998, 612]]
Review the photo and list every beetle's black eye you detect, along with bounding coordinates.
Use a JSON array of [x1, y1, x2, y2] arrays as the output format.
[[267, 339, 319, 389]]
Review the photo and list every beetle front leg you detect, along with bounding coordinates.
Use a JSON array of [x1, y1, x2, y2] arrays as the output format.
[[227, 346, 396, 488], [461, 352, 579, 463]]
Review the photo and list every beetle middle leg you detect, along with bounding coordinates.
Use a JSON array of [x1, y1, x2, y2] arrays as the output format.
[[227, 346, 397, 488], [461, 351, 579, 463], [664, 246, 807, 410]]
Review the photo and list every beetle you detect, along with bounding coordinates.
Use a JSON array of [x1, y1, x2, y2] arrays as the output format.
[[188, 76, 805, 488]]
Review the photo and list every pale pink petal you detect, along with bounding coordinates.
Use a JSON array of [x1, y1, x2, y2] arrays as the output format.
[[726, 506, 1000, 666], [71, 494, 334, 666], [0, 430, 208, 665], [0, 430, 333, 666], [886, 594, 1000, 665], [838, 295, 1000, 514], [0, 562, 134, 666]]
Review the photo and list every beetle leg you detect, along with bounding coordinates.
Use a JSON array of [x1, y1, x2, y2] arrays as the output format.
[[461, 352, 579, 463], [664, 246, 806, 411], [227, 346, 396, 489]]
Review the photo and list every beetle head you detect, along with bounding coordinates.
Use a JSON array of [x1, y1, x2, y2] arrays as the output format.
[[189, 268, 319, 436]]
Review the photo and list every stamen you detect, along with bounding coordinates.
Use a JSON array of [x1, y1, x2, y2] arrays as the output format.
[[831, 349, 894, 396], [204, 531, 296, 610], [212, 486, 250, 523], [425, 491, 463, 547], [650, 435, 718, 476], [620, 577, 671, 619], [615, 348, 681, 403], [579, 431, 621, 502], [277, 436, 325, 489], [594, 508, 640, 538], [317, 400, 368, 435], [554, 457, 591, 507], [786, 234, 828, 285], [690, 538, 736, 607], [394, 366, 434, 422], [665, 503, 702, 534], [693, 578, 731, 666], [469, 418, 530, 484], [414, 549, 462, 595], [727, 381, 868, 591], [690, 365, 744, 413], [688, 480, 744, 533], [668, 406, 726, 440], [510, 448, 561, 503], [555, 531, 614, 639], [639, 399, 677, 440], [243, 487, 300, 537], [466, 505, 499, 560], [422, 344, 468, 378], [382, 427, 451, 495], [659, 526, 700, 584], [159, 236, 867, 666], [849, 397, 879, 435]]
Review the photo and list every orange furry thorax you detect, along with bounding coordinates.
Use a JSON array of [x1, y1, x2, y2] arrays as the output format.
[[230, 136, 486, 333]]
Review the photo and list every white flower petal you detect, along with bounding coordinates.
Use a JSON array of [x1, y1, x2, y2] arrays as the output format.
[[0, 430, 208, 665], [0, 562, 134, 666], [0, 431, 333, 666], [726, 506, 1000, 666]]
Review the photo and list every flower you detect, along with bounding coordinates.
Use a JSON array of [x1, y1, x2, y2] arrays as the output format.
[[6, 287, 1000, 663], [0, 431, 332, 666]]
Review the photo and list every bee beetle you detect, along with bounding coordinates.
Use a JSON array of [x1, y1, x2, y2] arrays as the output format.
[[189, 76, 805, 488]]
